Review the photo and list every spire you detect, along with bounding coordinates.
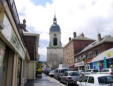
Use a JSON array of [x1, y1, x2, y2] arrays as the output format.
[[53, 14, 57, 24]]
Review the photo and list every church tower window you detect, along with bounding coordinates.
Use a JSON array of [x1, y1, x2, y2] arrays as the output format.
[[53, 38, 57, 46]]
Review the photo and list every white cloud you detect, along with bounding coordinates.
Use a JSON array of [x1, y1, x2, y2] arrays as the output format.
[[15, 0, 113, 61]]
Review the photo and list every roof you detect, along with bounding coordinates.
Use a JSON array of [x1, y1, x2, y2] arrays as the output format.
[[50, 23, 61, 32], [23, 32, 39, 36], [77, 35, 113, 55], [50, 16, 61, 32], [64, 35, 94, 48], [73, 35, 94, 41], [85, 74, 112, 77]]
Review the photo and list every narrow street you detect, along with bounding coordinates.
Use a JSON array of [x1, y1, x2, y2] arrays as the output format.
[[33, 74, 66, 86]]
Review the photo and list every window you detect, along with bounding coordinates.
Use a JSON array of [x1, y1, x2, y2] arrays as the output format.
[[81, 76, 88, 82], [94, 49, 100, 56], [98, 76, 113, 84], [53, 38, 57, 46], [63, 72, 68, 76], [87, 52, 92, 58], [88, 77, 94, 83]]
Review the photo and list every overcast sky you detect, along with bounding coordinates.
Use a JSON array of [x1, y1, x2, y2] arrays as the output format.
[[15, 0, 113, 61]]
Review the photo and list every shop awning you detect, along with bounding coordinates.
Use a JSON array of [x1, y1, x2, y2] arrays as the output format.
[[69, 64, 74, 67]]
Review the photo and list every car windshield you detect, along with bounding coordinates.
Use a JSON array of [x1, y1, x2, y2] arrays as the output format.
[[98, 76, 113, 84]]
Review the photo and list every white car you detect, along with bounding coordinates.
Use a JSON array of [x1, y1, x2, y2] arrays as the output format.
[[101, 68, 113, 75], [77, 74, 113, 86], [84, 69, 98, 75], [49, 70, 55, 77]]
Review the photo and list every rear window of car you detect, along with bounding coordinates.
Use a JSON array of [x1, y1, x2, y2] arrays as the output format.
[[98, 76, 113, 84], [63, 72, 68, 76], [60, 69, 68, 73], [69, 72, 80, 76]]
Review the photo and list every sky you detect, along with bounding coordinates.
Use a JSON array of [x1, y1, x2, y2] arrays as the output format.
[[15, 0, 113, 61]]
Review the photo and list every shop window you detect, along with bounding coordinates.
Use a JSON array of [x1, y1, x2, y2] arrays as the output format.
[[94, 49, 100, 56]]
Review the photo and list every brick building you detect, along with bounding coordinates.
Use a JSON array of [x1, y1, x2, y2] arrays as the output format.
[[74, 33, 113, 71], [63, 32, 94, 67]]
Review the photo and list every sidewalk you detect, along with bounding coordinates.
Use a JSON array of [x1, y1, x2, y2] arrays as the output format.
[[24, 79, 34, 86]]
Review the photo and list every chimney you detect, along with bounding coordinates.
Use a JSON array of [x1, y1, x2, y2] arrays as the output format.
[[73, 32, 76, 38], [23, 19, 27, 31], [81, 33, 84, 38], [98, 33, 101, 41], [69, 37, 71, 41]]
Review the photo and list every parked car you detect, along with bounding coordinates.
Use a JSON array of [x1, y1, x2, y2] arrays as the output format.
[[77, 74, 113, 86], [84, 69, 98, 75], [60, 71, 83, 86], [54, 68, 69, 81], [49, 70, 55, 77], [101, 68, 113, 75]]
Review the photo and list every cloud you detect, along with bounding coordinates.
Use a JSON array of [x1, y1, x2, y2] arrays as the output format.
[[15, 0, 113, 61]]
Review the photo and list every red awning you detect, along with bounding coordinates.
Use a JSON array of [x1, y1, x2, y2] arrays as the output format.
[[69, 64, 74, 67]]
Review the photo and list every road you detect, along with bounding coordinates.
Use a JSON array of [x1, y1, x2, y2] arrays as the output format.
[[34, 74, 66, 86]]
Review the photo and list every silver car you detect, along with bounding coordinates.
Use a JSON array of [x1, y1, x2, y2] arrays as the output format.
[[60, 71, 83, 86]]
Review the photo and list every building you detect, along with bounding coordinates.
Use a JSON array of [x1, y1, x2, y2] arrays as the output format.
[[91, 48, 113, 71], [23, 32, 39, 80], [0, 0, 40, 86], [74, 33, 113, 71], [47, 15, 63, 69], [0, 0, 28, 86], [63, 32, 94, 68]]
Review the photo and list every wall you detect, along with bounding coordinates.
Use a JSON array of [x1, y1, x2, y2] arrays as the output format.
[[47, 48, 63, 69]]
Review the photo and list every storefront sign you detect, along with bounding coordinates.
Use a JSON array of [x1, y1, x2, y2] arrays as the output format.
[[74, 61, 84, 67], [1, 14, 25, 59], [106, 50, 113, 58]]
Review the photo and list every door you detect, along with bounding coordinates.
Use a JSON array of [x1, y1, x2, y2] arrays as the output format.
[[2, 47, 14, 86], [0, 42, 5, 86], [79, 76, 88, 86]]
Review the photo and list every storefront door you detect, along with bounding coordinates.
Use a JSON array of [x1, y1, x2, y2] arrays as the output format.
[[0, 41, 5, 86], [2, 47, 14, 86]]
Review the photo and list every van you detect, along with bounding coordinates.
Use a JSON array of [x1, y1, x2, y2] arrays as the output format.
[[54, 68, 69, 81]]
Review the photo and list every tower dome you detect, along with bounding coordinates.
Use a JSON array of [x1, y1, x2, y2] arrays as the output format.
[[50, 16, 61, 32]]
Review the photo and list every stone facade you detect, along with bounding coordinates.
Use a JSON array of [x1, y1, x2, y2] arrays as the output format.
[[47, 16, 63, 69]]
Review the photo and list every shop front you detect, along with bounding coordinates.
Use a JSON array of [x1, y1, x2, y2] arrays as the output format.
[[91, 48, 113, 71], [74, 61, 85, 71], [0, 3, 26, 86]]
